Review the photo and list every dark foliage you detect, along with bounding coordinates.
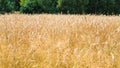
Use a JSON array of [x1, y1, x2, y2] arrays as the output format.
[[0, 0, 120, 14]]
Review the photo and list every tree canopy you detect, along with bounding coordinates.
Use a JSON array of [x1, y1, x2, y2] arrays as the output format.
[[0, 0, 120, 14]]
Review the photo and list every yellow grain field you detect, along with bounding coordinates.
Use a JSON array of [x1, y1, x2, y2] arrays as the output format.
[[0, 14, 120, 68]]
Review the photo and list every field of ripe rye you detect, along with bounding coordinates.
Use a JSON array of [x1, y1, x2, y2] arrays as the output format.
[[0, 14, 120, 68]]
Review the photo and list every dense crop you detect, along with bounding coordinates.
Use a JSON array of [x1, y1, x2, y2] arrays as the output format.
[[0, 14, 120, 68]]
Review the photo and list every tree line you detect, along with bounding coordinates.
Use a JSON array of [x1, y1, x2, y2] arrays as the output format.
[[0, 0, 120, 14]]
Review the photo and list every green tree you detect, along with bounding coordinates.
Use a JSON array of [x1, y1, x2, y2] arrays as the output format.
[[20, 0, 57, 13], [57, 0, 77, 14], [0, 0, 119, 14], [79, 0, 89, 14], [87, 0, 116, 14], [20, 0, 44, 13], [115, 0, 120, 14], [41, 0, 57, 13], [14, 0, 20, 11], [0, 0, 15, 13], [57, 0, 89, 14]]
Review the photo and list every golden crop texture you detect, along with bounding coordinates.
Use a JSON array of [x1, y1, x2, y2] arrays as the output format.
[[0, 14, 120, 68]]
